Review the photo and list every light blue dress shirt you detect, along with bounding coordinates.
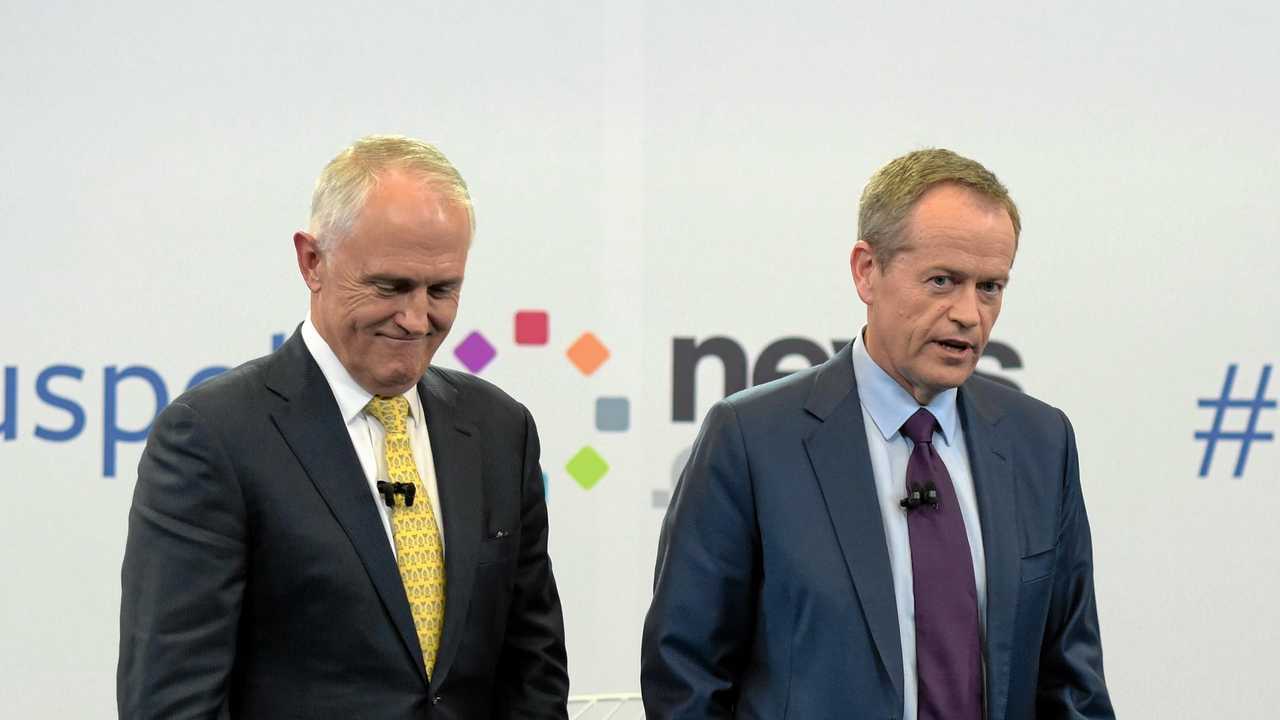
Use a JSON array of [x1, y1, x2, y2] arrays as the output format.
[[850, 333, 988, 720]]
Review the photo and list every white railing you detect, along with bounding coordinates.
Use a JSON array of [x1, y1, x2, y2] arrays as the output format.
[[567, 692, 644, 719]]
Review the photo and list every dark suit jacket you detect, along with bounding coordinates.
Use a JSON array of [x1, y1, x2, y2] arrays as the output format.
[[119, 330, 568, 719], [641, 342, 1113, 719]]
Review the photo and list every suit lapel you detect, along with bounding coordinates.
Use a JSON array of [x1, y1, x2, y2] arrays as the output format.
[[265, 332, 430, 689], [418, 369, 483, 693], [802, 343, 904, 702], [959, 383, 1016, 720]]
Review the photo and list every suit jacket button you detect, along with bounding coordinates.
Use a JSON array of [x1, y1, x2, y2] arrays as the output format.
[[432, 695, 442, 705]]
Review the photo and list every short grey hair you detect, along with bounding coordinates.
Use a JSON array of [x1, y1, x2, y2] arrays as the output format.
[[858, 148, 1020, 267], [309, 134, 474, 249]]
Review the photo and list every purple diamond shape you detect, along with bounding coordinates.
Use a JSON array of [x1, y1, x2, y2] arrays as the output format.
[[453, 331, 496, 373]]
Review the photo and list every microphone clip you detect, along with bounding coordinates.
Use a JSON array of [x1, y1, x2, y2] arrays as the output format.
[[376, 481, 417, 508], [900, 484, 940, 512]]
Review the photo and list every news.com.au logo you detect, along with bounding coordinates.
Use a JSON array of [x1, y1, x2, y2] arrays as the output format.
[[1196, 364, 1275, 478]]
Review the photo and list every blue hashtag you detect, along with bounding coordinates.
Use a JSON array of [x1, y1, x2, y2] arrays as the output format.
[[1195, 364, 1276, 477]]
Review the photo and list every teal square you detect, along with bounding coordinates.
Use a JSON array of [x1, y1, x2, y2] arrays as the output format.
[[595, 397, 630, 432]]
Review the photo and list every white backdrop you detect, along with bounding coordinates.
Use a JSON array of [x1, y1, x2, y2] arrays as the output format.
[[2, 1, 1278, 717]]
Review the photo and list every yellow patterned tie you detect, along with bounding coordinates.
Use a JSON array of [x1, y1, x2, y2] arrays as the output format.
[[365, 395, 446, 676]]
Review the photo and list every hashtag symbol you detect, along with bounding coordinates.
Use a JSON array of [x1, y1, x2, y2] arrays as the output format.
[[1195, 364, 1276, 477]]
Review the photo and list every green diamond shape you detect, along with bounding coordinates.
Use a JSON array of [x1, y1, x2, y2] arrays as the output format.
[[565, 446, 609, 490]]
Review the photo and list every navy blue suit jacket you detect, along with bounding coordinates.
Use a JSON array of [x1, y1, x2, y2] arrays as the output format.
[[641, 342, 1113, 719]]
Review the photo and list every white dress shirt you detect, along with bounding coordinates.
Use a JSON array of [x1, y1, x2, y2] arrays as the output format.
[[301, 316, 445, 555], [851, 333, 987, 720]]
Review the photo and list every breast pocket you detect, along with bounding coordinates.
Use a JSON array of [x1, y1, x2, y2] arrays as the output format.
[[1019, 545, 1057, 584], [477, 536, 516, 566]]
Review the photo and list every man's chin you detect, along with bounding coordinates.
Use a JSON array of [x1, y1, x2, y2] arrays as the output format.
[[929, 369, 976, 393], [914, 364, 976, 397], [364, 365, 428, 397]]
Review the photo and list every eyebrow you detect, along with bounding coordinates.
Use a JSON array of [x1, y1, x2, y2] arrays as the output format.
[[923, 267, 1010, 284], [366, 275, 412, 288], [366, 274, 464, 287]]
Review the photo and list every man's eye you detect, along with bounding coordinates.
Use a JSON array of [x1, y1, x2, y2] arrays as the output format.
[[373, 282, 398, 294], [929, 276, 952, 288], [978, 281, 1003, 294]]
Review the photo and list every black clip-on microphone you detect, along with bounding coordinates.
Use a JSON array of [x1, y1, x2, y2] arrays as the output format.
[[376, 481, 417, 508], [900, 484, 940, 512]]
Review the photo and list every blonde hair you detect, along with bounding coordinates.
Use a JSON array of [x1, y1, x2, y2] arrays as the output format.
[[309, 134, 473, 249], [858, 148, 1020, 266]]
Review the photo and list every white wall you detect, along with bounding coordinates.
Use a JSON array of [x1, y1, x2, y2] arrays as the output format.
[[2, 1, 1277, 716]]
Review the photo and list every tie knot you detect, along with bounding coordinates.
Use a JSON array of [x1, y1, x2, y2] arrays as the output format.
[[365, 395, 411, 433], [901, 407, 939, 444]]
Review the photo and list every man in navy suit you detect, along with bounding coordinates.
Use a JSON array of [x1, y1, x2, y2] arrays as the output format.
[[641, 149, 1114, 719]]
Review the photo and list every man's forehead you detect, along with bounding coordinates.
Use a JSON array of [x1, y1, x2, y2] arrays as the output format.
[[908, 184, 1015, 238], [893, 236, 1014, 273], [357, 249, 468, 274]]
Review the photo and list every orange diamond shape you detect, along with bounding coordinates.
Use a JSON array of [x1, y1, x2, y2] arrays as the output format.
[[566, 332, 610, 376]]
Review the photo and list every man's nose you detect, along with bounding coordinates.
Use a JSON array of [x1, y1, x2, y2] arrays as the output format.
[[397, 288, 432, 335], [948, 285, 981, 327]]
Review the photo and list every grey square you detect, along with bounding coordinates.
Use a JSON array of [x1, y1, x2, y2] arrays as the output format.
[[595, 396, 630, 432]]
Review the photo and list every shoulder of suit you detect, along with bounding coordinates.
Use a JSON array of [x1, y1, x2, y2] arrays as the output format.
[[717, 361, 825, 419], [164, 351, 278, 421], [427, 365, 528, 417], [963, 372, 1073, 439]]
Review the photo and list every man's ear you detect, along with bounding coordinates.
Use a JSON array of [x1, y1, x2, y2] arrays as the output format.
[[850, 240, 878, 305], [294, 231, 324, 292]]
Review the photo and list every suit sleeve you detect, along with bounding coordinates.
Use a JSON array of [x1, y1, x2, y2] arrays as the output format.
[[490, 406, 570, 719], [118, 400, 247, 720], [641, 400, 759, 719], [1036, 411, 1116, 719]]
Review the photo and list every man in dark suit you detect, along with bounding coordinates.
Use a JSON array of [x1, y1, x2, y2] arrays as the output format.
[[642, 149, 1114, 719], [119, 135, 569, 719]]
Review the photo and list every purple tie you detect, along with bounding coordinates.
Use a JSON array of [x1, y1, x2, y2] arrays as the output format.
[[901, 408, 982, 720]]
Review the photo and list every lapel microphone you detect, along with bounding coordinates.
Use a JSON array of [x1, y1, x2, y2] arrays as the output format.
[[900, 484, 940, 512], [376, 481, 416, 508]]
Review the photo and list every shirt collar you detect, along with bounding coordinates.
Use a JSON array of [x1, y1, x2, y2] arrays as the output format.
[[850, 330, 959, 446], [300, 314, 422, 426]]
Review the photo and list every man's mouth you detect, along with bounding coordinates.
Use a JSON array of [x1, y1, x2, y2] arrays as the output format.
[[934, 338, 976, 355], [377, 333, 426, 344]]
